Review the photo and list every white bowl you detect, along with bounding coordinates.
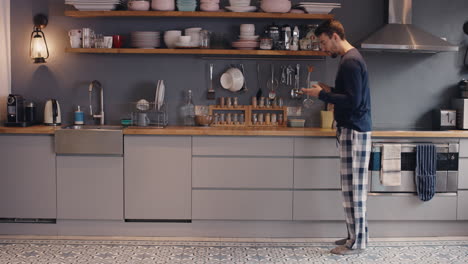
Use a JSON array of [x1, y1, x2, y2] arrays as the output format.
[[220, 68, 244, 92], [164, 30, 182, 48]]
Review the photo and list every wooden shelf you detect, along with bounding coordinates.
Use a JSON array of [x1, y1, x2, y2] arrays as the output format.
[[65, 48, 327, 56], [64, 10, 334, 20]]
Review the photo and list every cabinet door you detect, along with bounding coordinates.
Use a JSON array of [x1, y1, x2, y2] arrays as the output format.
[[0, 135, 56, 219], [192, 190, 292, 220], [367, 194, 457, 220], [124, 135, 191, 220], [293, 190, 343, 220], [57, 155, 123, 220], [294, 158, 340, 189], [457, 191, 468, 220], [460, 139, 468, 157], [193, 157, 293, 188], [459, 158, 468, 189]]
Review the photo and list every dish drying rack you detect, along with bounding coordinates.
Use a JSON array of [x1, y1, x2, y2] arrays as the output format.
[[129, 102, 168, 128]]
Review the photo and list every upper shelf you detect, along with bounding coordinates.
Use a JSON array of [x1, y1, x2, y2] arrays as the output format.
[[64, 10, 334, 20], [65, 48, 327, 56]]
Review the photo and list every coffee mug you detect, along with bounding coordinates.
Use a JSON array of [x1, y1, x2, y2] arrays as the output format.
[[69, 36, 81, 48], [68, 29, 82, 37], [112, 35, 124, 48], [137, 112, 150, 126]]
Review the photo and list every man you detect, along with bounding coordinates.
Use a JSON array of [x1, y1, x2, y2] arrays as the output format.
[[301, 19, 372, 255]]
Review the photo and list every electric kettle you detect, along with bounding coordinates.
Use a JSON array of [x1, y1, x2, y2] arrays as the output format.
[[44, 99, 61, 126]]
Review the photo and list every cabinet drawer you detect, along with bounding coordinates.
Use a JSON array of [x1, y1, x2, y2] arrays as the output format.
[[193, 136, 293, 156], [457, 191, 468, 220], [459, 158, 468, 189], [368, 194, 457, 220], [293, 191, 343, 220], [192, 190, 292, 220], [193, 157, 293, 188], [460, 139, 468, 157], [294, 158, 340, 189], [294, 138, 338, 157]]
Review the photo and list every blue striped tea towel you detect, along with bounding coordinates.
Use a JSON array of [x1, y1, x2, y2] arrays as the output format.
[[415, 144, 437, 201]]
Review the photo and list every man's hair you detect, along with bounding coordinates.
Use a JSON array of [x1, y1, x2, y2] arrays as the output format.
[[314, 19, 345, 40]]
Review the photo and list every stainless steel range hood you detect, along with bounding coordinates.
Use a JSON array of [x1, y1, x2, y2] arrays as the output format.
[[360, 0, 458, 53]]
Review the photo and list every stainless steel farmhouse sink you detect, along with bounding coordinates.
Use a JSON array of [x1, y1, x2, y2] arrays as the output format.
[[55, 125, 123, 155]]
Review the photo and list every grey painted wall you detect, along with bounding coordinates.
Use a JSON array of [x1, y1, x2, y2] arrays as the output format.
[[9, 0, 468, 129]]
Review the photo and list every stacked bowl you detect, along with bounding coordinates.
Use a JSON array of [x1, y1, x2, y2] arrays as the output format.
[[225, 0, 256, 12], [151, 0, 175, 11], [260, 0, 291, 13], [131, 31, 161, 48], [200, 0, 220, 11], [177, 0, 197, 11], [184, 27, 202, 47], [231, 24, 259, 50]]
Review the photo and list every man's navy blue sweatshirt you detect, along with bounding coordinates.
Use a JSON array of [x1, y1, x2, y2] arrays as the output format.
[[318, 48, 372, 132]]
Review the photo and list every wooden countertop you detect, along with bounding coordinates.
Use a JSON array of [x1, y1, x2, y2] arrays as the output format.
[[0, 125, 58, 134], [1, 125, 468, 138]]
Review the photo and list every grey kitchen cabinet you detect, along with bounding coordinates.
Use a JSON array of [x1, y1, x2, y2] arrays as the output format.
[[294, 138, 339, 157], [293, 190, 343, 220], [294, 158, 340, 189], [0, 135, 56, 219], [57, 155, 123, 220], [459, 158, 468, 189], [367, 194, 457, 220], [192, 157, 293, 188], [192, 190, 293, 220], [459, 139, 468, 157], [124, 135, 191, 220], [457, 191, 468, 220]]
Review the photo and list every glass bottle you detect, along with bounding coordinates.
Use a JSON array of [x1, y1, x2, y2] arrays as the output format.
[[181, 89, 195, 126]]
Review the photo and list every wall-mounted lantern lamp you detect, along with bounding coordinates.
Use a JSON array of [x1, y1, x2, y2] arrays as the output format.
[[30, 14, 49, 64]]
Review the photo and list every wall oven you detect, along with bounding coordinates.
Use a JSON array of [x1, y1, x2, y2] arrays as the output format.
[[369, 140, 459, 193]]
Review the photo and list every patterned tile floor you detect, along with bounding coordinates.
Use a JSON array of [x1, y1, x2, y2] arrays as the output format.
[[0, 236, 467, 263]]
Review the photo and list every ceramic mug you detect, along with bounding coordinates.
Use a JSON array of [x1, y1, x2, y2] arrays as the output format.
[[112, 35, 124, 48]]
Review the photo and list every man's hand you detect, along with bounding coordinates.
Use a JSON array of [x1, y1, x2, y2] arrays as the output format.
[[301, 82, 323, 97], [318, 82, 332, 93]]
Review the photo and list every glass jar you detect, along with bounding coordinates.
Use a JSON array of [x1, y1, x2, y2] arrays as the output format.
[[259, 37, 273, 50], [199, 30, 211, 49]]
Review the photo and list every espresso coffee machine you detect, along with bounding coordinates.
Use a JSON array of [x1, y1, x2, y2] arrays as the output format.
[[4, 94, 36, 127]]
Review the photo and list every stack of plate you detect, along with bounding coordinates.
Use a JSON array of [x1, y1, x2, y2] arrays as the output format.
[[131, 31, 161, 48], [177, 0, 197, 11], [155, 80, 165, 111], [298, 2, 341, 14], [65, 0, 121, 11], [225, 0, 257, 12]]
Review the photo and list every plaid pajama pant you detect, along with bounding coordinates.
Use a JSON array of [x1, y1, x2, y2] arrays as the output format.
[[338, 127, 372, 250]]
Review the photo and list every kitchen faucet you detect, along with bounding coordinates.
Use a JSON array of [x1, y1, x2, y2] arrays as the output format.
[[88, 80, 105, 125]]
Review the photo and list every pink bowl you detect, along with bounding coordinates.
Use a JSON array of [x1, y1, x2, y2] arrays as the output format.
[[200, 3, 220, 11], [260, 0, 291, 13]]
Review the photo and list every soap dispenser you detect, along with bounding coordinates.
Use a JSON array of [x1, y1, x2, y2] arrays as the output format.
[[74, 105, 84, 125]]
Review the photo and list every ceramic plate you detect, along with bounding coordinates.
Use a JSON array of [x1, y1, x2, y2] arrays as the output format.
[[225, 6, 257, 12], [157, 80, 165, 110]]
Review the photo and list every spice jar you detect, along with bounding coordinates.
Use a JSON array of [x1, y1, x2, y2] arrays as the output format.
[[252, 96, 257, 107], [252, 113, 258, 124], [233, 97, 239, 108]]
